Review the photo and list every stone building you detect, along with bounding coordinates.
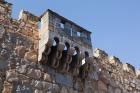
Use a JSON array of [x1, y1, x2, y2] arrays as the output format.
[[0, 0, 140, 93]]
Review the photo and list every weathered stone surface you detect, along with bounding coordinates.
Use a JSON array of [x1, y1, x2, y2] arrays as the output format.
[[17, 64, 28, 74], [27, 69, 42, 79], [98, 80, 108, 92], [52, 84, 60, 93], [24, 50, 37, 62], [114, 88, 122, 93], [6, 70, 18, 82], [0, 1, 140, 93], [60, 87, 69, 93], [12, 84, 33, 93], [34, 89, 43, 93], [2, 81, 13, 93], [108, 86, 114, 93], [55, 73, 73, 87], [15, 46, 27, 58], [44, 73, 52, 82]]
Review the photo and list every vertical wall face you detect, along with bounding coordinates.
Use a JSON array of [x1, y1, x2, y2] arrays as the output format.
[[0, 1, 39, 92], [39, 10, 93, 62], [18, 10, 39, 49], [38, 12, 49, 61]]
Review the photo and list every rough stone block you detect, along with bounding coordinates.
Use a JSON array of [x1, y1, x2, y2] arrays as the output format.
[[27, 69, 42, 79]]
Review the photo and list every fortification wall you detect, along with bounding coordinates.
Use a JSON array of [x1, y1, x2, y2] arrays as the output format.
[[0, 0, 140, 93]]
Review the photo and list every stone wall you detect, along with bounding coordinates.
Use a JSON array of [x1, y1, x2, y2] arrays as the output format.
[[0, 0, 140, 93]]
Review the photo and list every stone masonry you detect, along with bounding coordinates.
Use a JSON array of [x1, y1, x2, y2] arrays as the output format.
[[0, 0, 140, 93]]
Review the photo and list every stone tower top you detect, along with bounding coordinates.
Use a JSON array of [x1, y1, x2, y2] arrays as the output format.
[[39, 9, 93, 61], [40, 9, 92, 47]]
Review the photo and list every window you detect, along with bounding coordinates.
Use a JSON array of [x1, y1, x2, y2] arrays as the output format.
[[87, 34, 91, 41], [85, 51, 89, 58], [60, 23, 64, 29], [72, 29, 77, 37], [77, 32, 81, 37]]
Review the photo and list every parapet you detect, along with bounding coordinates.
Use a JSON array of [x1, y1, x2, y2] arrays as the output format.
[[94, 48, 108, 59], [18, 10, 39, 25], [123, 63, 136, 75], [109, 56, 122, 65]]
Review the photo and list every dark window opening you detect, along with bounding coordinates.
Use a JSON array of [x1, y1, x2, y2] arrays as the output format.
[[60, 20, 65, 29], [64, 42, 70, 50], [77, 32, 81, 37], [73, 46, 80, 55], [85, 51, 89, 58], [53, 37, 59, 46]]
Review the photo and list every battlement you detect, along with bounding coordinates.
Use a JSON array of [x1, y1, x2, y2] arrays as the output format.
[[19, 10, 39, 24], [94, 48, 108, 59]]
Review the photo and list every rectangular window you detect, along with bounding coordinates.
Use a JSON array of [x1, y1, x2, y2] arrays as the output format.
[[72, 29, 77, 37], [77, 32, 81, 37], [60, 23, 64, 29]]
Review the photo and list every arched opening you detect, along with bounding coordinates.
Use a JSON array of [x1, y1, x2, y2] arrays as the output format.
[[69, 46, 80, 73], [48, 37, 60, 65], [79, 51, 90, 78], [59, 42, 70, 69], [53, 37, 59, 46], [64, 42, 70, 51], [61, 42, 70, 59], [85, 51, 89, 58], [73, 46, 80, 56], [82, 51, 89, 65]]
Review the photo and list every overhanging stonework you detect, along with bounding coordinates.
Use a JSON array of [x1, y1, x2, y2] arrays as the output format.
[[0, 0, 140, 93]]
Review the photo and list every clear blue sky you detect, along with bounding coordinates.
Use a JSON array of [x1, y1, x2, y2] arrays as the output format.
[[7, 0, 140, 69]]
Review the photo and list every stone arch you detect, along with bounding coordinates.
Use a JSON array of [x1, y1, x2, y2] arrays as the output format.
[[69, 46, 81, 75], [73, 46, 80, 55], [59, 41, 71, 72], [64, 42, 70, 50], [98, 80, 108, 93], [46, 37, 65, 68], [53, 37, 59, 46], [85, 51, 89, 58], [46, 37, 60, 66]]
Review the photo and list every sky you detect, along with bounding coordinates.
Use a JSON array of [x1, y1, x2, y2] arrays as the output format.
[[6, 0, 140, 69]]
